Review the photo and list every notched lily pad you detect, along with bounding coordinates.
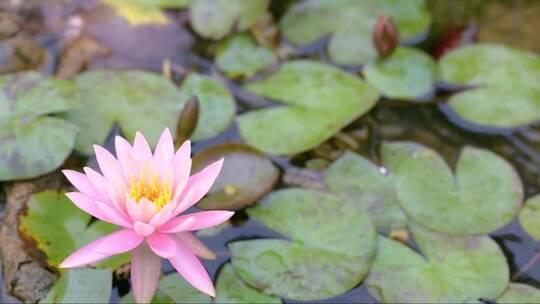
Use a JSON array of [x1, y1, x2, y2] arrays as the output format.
[[41, 268, 112, 304], [363, 47, 437, 100], [497, 283, 540, 304], [439, 43, 540, 128], [193, 143, 279, 210], [216, 34, 277, 78], [280, 0, 431, 65], [519, 194, 540, 240], [0, 72, 80, 181], [325, 151, 407, 229], [19, 190, 129, 269], [190, 0, 269, 40], [366, 224, 509, 303], [215, 263, 281, 303], [389, 142, 522, 235], [230, 188, 376, 300], [238, 60, 379, 155]]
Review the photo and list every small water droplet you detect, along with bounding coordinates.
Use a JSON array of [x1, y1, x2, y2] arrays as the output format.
[[378, 167, 388, 175]]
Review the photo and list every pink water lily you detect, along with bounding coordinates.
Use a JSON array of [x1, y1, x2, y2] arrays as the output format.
[[60, 129, 233, 303]]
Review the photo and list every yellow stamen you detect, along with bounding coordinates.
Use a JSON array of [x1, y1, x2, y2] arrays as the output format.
[[129, 163, 172, 210]]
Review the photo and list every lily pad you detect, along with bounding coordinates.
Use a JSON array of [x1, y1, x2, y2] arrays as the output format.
[[216, 34, 277, 78], [325, 151, 407, 229], [101, 0, 191, 25], [215, 264, 281, 303], [363, 47, 437, 100], [122, 273, 211, 303], [238, 60, 379, 155], [230, 188, 376, 300], [519, 195, 540, 240], [178, 73, 236, 141], [190, 0, 269, 40], [192, 143, 279, 210], [366, 224, 509, 303], [19, 190, 129, 269], [41, 268, 112, 304], [0, 72, 80, 181], [389, 142, 522, 235], [439, 43, 540, 128], [497, 283, 540, 304], [280, 0, 431, 65]]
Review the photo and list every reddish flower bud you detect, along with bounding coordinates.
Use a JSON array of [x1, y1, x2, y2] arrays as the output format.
[[373, 15, 399, 59]]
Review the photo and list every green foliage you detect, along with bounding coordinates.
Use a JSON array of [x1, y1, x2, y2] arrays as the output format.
[[216, 34, 276, 78], [497, 283, 540, 304], [215, 264, 281, 303], [519, 194, 540, 240], [41, 268, 112, 304]]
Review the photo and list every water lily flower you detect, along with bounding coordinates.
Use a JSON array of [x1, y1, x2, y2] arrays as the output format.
[[60, 129, 233, 303]]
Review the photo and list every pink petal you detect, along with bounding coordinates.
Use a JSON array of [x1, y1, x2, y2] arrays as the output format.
[[126, 197, 145, 222], [178, 232, 216, 260], [94, 145, 126, 183], [154, 128, 174, 161], [95, 201, 132, 228], [172, 140, 191, 198], [148, 201, 175, 228], [140, 198, 157, 222], [173, 159, 223, 215], [169, 237, 215, 297], [131, 244, 161, 304], [133, 131, 153, 163], [59, 229, 143, 268], [158, 216, 195, 234], [161, 211, 233, 233], [83, 167, 110, 202], [115, 136, 139, 178], [62, 170, 101, 199], [133, 221, 155, 237], [147, 233, 177, 258], [65, 192, 106, 222]]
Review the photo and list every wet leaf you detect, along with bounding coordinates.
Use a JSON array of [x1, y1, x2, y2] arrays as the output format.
[[64, 70, 183, 154], [238, 60, 379, 155], [190, 0, 269, 40], [363, 47, 437, 100], [388, 142, 522, 235], [101, 0, 191, 25], [216, 34, 277, 78], [325, 151, 407, 229], [178, 73, 235, 141], [366, 224, 509, 303], [40, 268, 112, 304], [215, 263, 281, 303], [230, 188, 376, 300], [19, 190, 129, 269], [439, 43, 540, 128], [0, 72, 79, 181], [280, 0, 431, 65], [192, 143, 279, 210], [519, 194, 540, 240], [497, 283, 540, 304]]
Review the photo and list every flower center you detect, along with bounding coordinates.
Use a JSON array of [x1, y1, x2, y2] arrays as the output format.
[[129, 166, 172, 210]]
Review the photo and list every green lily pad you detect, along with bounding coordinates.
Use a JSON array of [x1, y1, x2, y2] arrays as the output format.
[[41, 268, 112, 304], [497, 283, 540, 304], [192, 143, 279, 210], [366, 224, 509, 303], [122, 273, 211, 303], [0, 72, 80, 181], [216, 34, 277, 78], [178, 73, 235, 141], [238, 60, 379, 155], [325, 151, 407, 229], [101, 0, 191, 25], [390, 142, 522, 235], [439, 43, 540, 128], [19, 190, 129, 269], [519, 195, 540, 240], [230, 188, 376, 300], [280, 0, 431, 65], [363, 47, 437, 100], [215, 264, 281, 303], [190, 0, 269, 40]]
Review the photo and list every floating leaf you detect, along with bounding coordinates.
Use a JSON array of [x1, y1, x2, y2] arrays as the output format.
[[366, 224, 509, 303], [122, 273, 211, 303], [280, 0, 431, 65], [238, 60, 379, 155], [216, 34, 277, 78], [19, 190, 129, 269], [519, 195, 540, 240], [41, 268, 112, 304], [388, 142, 522, 235], [325, 151, 407, 229], [178, 73, 235, 141], [0, 72, 79, 181], [230, 188, 376, 300], [101, 0, 191, 25], [363, 47, 437, 100], [215, 264, 281, 303], [497, 283, 540, 304], [190, 0, 269, 40], [439, 43, 540, 128], [192, 143, 279, 210]]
